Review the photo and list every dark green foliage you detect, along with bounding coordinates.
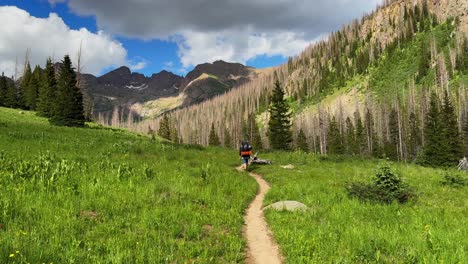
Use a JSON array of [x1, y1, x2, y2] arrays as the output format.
[[37, 58, 56, 117], [224, 127, 233, 148], [440, 90, 463, 165], [21, 62, 33, 109], [49, 55, 85, 127], [268, 79, 292, 150], [158, 115, 171, 140], [417, 40, 431, 83], [346, 163, 415, 204], [170, 126, 179, 144], [296, 128, 309, 152], [408, 112, 422, 160], [345, 117, 357, 154], [327, 116, 344, 154], [440, 172, 467, 188], [5, 80, 19, 108], [422, 92, 444, 166], [208, 123, 220, 146], [0, 73, 7, 106], [385, 109, 399, 160], [25, 65, 41, 110]]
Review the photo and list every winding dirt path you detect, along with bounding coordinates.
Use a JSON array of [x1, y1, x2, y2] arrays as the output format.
[[238, 166, 283, 264]]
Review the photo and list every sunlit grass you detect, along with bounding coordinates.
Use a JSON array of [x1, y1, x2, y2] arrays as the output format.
[[0, 107, 257, 263]]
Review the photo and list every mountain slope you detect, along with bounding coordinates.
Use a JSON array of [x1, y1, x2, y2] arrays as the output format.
[[137, 0, 467, 156], [88, 60, 261, 121]]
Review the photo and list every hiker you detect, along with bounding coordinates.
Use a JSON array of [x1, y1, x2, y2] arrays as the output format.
[[239, 141, 253, 170]]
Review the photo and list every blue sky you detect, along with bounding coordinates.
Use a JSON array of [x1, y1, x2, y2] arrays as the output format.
[[0, 0, 381, 77]]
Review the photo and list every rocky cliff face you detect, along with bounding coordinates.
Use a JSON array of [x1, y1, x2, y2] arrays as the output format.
[[87, 61, 259, 118]]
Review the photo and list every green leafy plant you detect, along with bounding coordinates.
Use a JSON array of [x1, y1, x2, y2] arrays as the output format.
[[346, 163, 416, 203]]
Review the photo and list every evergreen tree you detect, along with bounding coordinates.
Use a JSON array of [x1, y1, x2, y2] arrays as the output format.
[[50, 55, 85, 127], [408, 112, 422, 160], [440, 90, 463, 165], [0, 73, 7, 106], [170, 125, 179, 143], [385, 109, 399, 160], [21, 62, 33, 110], [268, 78, 292, 150], [37, 58, 56, 117], [5, 80, 18, 108], [158, 115, 171, 140], [208, 123, 221, 146], [423, 92, 444, 166], [296, 128, 309, 152], [224, 128, 233, 148], [345, 117, 357, 155], [327, 116, 345, 154], [26, 65, 41, 110]]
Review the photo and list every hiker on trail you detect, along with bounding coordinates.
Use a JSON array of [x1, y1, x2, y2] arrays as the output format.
[[239, 141, 253, 170]]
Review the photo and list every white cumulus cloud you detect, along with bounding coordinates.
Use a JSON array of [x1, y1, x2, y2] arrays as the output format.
[[56, 0, 382, 70], [0, 6, 128, 77]]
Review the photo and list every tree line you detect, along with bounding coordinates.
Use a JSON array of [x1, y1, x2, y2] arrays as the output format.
[[0, 55, 85, 127]]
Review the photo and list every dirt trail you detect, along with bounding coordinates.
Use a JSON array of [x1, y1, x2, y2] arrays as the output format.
[[238, 166, 283, 264]]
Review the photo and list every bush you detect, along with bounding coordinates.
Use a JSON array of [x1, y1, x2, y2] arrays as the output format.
[[346, 163, 416, 203], [441, 172, 467, 188]]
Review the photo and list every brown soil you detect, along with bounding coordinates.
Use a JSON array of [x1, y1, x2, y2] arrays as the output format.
[[238, 166, 283, 264]]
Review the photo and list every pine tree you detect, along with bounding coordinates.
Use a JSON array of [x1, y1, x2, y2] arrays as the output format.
[[268, 78, 292, 150], [170, 125, 179, 143], [5, 80, 18, 108], [0, 73, 7, 106], [327, 116, 345, 154], [345, 117, 357, 155], [386, 109, 399, 160], [21, 62, 33, 110], [423, 92, 444, 166], [296, 128, 309, 152], [408, 112, 422, 160], [440, 90, 463, 165], [26, 65, 41, 110], [37, 58, 56, 117], [224, 127, 233, 148], [50, 55, 85, 127], [158, 115, 171, 140], [208, 123, 221, 146]]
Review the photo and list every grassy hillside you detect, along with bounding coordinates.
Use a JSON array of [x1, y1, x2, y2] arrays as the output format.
[[253, 152, 467, 263], [0, 107, 256, 263]]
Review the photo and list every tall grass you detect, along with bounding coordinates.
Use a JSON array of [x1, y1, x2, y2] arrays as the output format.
[[254, 152, 467, 263], [0, 107, 257, 263]]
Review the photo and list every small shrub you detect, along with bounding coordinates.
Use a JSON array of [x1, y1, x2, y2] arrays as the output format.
[[346, 163, 416, 203], [441, 172, 467, 188]]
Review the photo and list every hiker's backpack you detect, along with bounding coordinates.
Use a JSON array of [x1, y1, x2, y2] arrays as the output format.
[[241, 143, 252, 156]]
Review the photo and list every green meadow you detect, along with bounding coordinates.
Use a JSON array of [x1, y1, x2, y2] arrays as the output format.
[[0, 107, 256, 263], [1, 107, 467, 263], [254, 152, 467, 263]]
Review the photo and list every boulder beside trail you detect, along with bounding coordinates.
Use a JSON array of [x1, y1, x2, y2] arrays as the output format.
[[263, 201, 308, 212]]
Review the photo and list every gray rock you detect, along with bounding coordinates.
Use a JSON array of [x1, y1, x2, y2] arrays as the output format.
[[263, 201, 308, 212]]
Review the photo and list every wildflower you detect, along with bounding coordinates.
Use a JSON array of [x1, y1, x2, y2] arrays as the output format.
[[9, 253, 15, 257], [16, 250, 19, 254]]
